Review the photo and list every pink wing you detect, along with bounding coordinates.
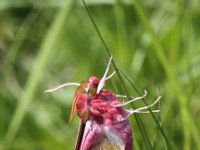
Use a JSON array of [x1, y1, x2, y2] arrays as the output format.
[[79, 120, 131, 150]]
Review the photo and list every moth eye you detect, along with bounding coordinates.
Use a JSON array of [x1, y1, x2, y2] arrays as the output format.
[[88, 85, 97, 97]]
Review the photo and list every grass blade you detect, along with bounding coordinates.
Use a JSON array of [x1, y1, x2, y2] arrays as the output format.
[[132, 0, 200, 149], [3, 0, 75, 146]]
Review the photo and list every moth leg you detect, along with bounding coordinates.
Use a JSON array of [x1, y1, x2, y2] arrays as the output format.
[[117, 96, 161, 122], [113, 90, 147, 107]]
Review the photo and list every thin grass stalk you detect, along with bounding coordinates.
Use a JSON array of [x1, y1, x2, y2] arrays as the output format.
[[152, 92, 162, 149], [81, 0, 128, 97]]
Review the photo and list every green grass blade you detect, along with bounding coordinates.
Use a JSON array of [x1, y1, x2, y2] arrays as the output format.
[[4, 6, 41, 73], [3, 0, 75, 146], [132, 0, 200, 149]]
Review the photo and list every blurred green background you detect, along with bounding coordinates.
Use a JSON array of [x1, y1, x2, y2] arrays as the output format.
[[1, 0, 200, 149]]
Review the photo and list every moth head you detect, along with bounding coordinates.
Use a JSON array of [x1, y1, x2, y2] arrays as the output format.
[[44, 55, 115, 122], [86, 76, 100, 97]]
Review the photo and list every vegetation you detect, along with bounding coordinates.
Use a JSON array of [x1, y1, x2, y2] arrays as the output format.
[[1, 0, 200, 149]]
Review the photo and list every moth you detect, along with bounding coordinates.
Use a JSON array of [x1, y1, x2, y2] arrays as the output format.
[[45, 56, 160, 150]]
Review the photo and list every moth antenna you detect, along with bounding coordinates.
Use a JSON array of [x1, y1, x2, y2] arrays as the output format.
[[113, 90, 147, 108], [117, 96, 161, 122], [97, 55, 113, 93], [44, 82, 80, 93], [105, 71, 116, 80], [130, 96, 161, 113], [134, 110, 160, 114]]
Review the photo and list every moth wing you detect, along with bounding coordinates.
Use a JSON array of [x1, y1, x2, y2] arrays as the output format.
[[91, 138, 124, 150], [80, 121, 125, 150], [95, 126, 125, 150], [75, 121, 85, 150]]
